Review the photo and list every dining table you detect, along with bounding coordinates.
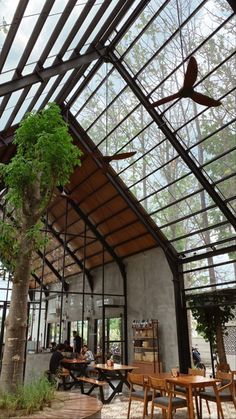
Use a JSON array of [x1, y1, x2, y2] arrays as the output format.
[[95, 363, 139, 403], [61, 358, 90, 389], [167, 375, 220, 419]]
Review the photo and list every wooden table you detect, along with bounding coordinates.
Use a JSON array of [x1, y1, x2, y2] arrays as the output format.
[[95, 363, 139, 403], [167, 375, 220, 419], [61, 358, 89, 388]]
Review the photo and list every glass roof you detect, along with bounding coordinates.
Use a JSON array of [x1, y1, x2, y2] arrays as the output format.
[[0, 0, 235, 286]]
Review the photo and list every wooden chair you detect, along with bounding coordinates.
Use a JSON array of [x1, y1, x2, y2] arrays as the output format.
[[188, 368, 210, 414], [127, 373, 152, 419], [199, 370, 236, 419], [149, 376, 187, 419]]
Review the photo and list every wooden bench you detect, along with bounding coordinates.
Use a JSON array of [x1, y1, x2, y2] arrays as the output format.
[[45, 368, 71, 390], [76, 376, 107, 403]]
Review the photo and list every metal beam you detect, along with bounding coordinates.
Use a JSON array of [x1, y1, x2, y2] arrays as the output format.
[[31, 273, 49, 297], [0, 0, 56, 118], [0, 0, 29, 73], [4, 0, 79, 130], [0, 48, 107, 97], [65, 111, 178, 271], [108, 50, 236, 232], [226, 0, 236, 12], [47, 222, 94, 291], [37, 249, 68, 291], [55, 0, 119, 104], [181, 244, 236, 264], [57, 186, 126, 277]]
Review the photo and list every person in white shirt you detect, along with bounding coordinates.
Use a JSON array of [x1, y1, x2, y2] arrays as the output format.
[[81, 344, 95, 376]]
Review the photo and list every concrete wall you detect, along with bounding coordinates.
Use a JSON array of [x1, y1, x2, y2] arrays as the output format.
[[26, 246, 178, 376], [24, 353, 51, 384], [125, 248, 178, 372]]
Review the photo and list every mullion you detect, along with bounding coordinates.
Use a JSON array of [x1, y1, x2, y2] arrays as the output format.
[[5, 0, 78, 129], [23, 0, 97, 115], [158, 196, 235, 230], [183, 258, 236, 274], [179, 236, 236, 257], [55, 0, 117, 104], [0, 0, 29, 73], [0, 0, 56, 119], [169, 220, 229, 242]]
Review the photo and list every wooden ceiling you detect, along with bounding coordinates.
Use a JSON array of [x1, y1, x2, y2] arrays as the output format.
[[0, 116, 167, 289]]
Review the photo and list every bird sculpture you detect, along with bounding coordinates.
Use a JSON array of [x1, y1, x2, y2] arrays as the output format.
[[151, 56, 222, 108]]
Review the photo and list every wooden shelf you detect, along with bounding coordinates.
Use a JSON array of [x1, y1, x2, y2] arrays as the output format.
[[132, 319, 160, 374]]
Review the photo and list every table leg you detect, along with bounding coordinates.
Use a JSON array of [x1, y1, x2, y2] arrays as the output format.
[[187, 385, 195, 419]]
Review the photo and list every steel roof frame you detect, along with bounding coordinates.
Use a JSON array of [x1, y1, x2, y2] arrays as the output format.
[[66, 112, 178, 270], [57, 183, 126, 278], [107, 50, 236, 232], [46, 221, 94, 291]]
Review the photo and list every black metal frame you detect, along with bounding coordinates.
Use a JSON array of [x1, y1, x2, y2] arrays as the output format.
[[0, 0, 235, 373]]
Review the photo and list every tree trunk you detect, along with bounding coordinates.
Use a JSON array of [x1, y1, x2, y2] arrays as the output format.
[[0, 222, 33, 393], [215, 311, 228, 370]]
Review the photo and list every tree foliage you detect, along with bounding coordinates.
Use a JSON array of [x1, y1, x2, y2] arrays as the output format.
[[0, 102, 82, 393], [0, 102, 82, 272], [187, 292, 235, 347]]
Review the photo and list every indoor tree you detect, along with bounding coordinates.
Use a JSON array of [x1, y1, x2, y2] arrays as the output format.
[[187, 292, 235, 370], [0, 103, 82, 393]]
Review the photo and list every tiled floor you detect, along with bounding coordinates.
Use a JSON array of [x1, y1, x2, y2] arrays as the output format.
[[99, 394, 235, 418], [68, 384, 236, 418]]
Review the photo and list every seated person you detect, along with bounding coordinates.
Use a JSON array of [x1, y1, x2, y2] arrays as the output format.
[[81, 344, 95, 377], [64, 340, 73, 353], [49, 343, 65, 377]]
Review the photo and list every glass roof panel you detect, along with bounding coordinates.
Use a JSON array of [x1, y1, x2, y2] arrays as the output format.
[[190, 122, 236, 167], [170, 222, 235, 253], [0, 70, 14, 85], [65, 1, 104, 53], [65, 62, 96, 104], [116, 0, 177, 57], [1, 14, 38, 73], [12, 82, 41, 126], [25, 14, 61, 67], [203, 148, 236, 184], [0, 0, 235, 261], [86, 87, 140, 143], [0, 89, 24, 130], [47, 2, 86, 59]]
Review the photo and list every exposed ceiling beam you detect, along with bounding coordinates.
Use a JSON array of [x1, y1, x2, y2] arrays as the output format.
[[57, 186, 126, 278], [31, 273, 49, 297], [0, 48, 107, 97], [37, 249, 68, 291], [108, 49, 236, 232]]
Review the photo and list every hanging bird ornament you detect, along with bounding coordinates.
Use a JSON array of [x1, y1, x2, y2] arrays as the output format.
[[151, 57, 222, 108]]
